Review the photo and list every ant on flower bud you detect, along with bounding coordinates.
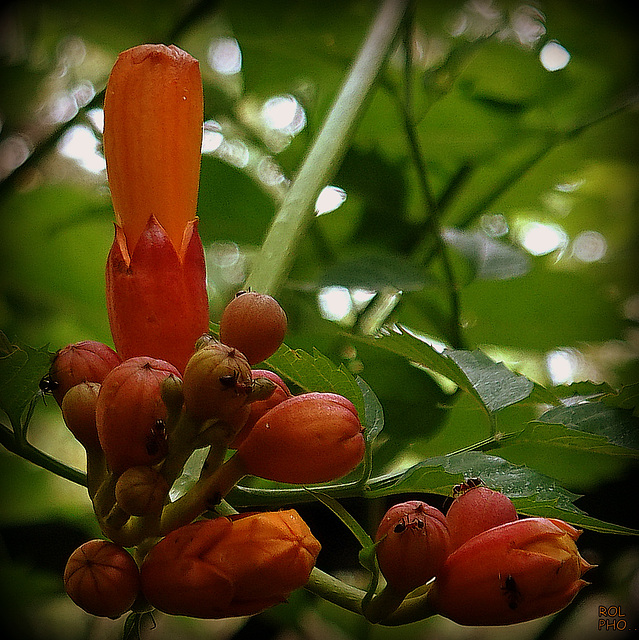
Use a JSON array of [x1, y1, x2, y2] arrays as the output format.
[[452, 477, 484, 497], [393, 514, 426, 534]]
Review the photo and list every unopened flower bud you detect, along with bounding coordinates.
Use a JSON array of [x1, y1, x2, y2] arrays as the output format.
[[219, 291, 287, 364], [236, 392, 365, 484], [140, 509, 321, 618], [115, 466, 169, 516], [64, 539, 140, 618], [430, 518, 593, 626], [182, 341, 253, 423], [375, 501, 451, 595], [446, 482, 518, 551], [61, 382, 101, 451], [44, 340, 121, 405], [96, 356, 181, 474]]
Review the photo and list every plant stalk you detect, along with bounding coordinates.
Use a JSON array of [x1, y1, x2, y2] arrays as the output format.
[[245, 0, 411, 296]]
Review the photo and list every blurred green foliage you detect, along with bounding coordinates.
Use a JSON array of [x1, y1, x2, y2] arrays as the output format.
[[1, 0, 638, 638]]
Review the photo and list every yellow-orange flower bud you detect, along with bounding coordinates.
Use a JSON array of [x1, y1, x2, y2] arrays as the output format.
[[430, 517, 593, 626], [140, 510, 321, 618]]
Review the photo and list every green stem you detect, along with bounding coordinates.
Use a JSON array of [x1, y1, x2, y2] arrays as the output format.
[[0, 420, 87, 487], [245, 0, 411, 296], [395, 14, 464, 349]]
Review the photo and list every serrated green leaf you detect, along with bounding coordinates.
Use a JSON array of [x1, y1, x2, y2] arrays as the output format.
[[360, 325, 534, 413], [550, 381, 616, 399], [0, 337, 52, 426], [366, 451, 637, 535], [444, 348, 535, 413], [510, 421, 639, 458], [266, 344, 365, 418], [601, 382, 639, 417], [537, 401, 639, 451]]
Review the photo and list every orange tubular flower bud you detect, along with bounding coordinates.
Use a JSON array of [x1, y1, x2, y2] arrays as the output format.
[[140, 510, 321, 618], [236, 392, 366, 484], [430, 518, 593, 626], [103, 44, 209, 372]]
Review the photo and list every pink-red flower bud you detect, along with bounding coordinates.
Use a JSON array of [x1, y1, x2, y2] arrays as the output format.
[[64, 539, 140, 618], [430, 518, 593, 626], [96, 356, 181, 474], [375, 501, 451, 594], [46, 340, 121, 405], [106, 216, 209, 373], [236, 392, 365, 484], [140, 510, 321, 618], [446, 484, 518, 551]]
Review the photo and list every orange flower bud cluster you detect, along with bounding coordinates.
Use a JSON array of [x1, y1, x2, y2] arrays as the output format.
[[370, 483, 592, 626]]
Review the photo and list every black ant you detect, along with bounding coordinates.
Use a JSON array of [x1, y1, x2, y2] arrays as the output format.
[[452, 477, 484, 498], [501, 574, 522, 610], [393, 510, 427, 534]]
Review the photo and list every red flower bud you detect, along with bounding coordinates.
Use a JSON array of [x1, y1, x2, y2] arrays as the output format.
[[140, 510, 321, 618], [63, 539, 140, 618], [106, 216, 209, 373], [61, 382, 101, 451], [446, 484, 518, 551], [236, 392, 365, 484], [430, 518, 593, 626], [103, 44, 208, 372], [182, 341, 253, 424], [46, 340, 121, 405], [96, 356, 180, 474], [375, 501, 451, 594], [229, 370, 292, 449], [219, 291, 288, 364]]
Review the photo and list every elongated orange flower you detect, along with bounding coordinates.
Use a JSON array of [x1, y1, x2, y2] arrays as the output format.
[[430, 518, 593, 626], [103, 44, 209, 372]]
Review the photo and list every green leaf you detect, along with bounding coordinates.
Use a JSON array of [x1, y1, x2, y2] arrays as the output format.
[[366, 451, 638, 535], [537, 401, 639, 451], [0, 334, 52, 426], [601, 382, 639, 417], [360, 325, 534, 413], [266, 344, 365, 418], [444, 348, 535, 413]]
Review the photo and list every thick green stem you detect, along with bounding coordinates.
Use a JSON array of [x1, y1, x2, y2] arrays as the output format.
[[245, 0, 411, 296]]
